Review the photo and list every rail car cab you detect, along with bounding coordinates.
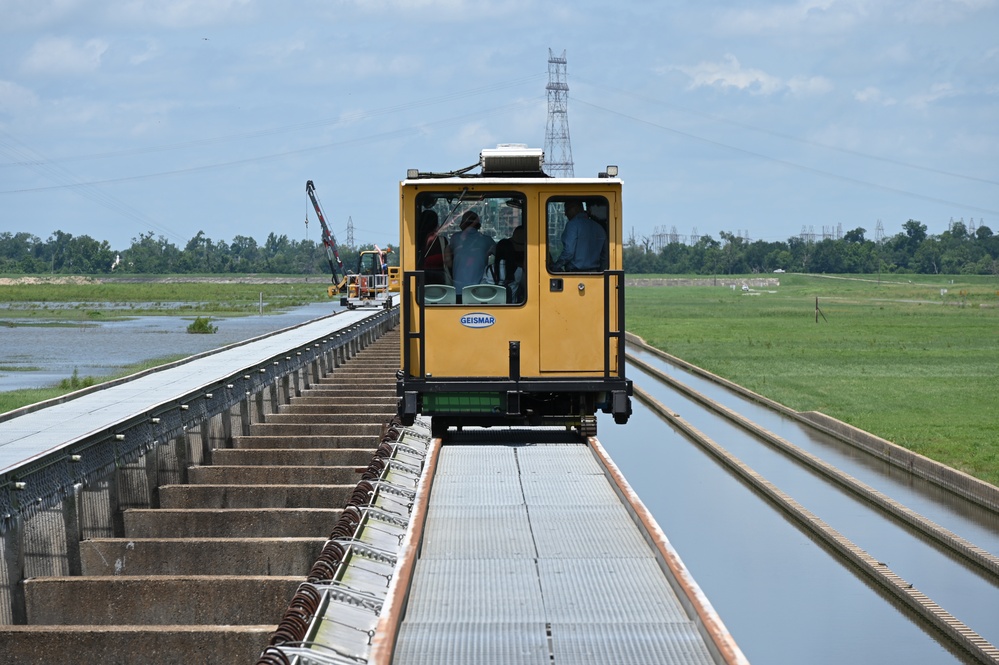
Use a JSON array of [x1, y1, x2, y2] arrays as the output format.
[[397, 145, 632, 437]]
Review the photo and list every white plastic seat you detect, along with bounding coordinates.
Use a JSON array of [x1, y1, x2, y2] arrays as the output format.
[[462, 283, 507, 305], [424, 284, 456, 304]]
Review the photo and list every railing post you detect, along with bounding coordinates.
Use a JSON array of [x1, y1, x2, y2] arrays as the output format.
[[145, 444, 160, 509], [269, 380, 279, 414], [255, 389, 266, 423], [2, 515, 27, 624], [175, 434, 189, 485], [107, 467, 124, 538], [62, 484, 83, 576], [240, 394, 251, 435], [199, 419, 212, 465], [222, 406, 233, 449], [281, 374, 291, 405]]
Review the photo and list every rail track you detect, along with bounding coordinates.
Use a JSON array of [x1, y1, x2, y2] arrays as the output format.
[[625, 338, 999, 665]]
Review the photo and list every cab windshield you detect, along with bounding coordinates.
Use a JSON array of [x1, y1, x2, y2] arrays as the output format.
[[415, 192, 526, 305]]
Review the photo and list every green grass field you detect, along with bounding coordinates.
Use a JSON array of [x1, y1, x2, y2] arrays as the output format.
[[627, 273, 999, 485], [0, 275, 328, 321]]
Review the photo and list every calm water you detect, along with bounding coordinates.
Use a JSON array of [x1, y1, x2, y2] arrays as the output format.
[[0, 303, 341, 392], [597, 405, 977, 664]]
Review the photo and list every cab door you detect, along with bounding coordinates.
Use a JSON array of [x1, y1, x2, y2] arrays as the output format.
[[538, 194, 616, 374]]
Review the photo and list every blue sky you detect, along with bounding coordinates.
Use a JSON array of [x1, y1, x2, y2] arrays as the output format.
[[1, 0, 997, 253]]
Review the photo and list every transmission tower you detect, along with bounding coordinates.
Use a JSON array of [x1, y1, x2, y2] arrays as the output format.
[[346, 216, 355, 247], [544, 49, 574, 177]]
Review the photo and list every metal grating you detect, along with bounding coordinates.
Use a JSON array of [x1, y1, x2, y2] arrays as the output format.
[[528, 504, 650, 559], [419, 505, 537, 560], [537, 556, 688, 623], [402, 558, 547, 623], [551, 622, 716, 665], [394, 621, 550, 665], [392, 441, 718, 664]]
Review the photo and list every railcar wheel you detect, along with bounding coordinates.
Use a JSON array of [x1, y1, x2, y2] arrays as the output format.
[[431, 417, 449, 439]]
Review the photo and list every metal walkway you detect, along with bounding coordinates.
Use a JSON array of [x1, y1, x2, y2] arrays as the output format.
[[0, 309, 376, 477], [388, 433, 745, 665]]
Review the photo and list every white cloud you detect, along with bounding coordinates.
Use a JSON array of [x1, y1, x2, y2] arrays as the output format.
[[853, 86, 897, 105], [128, 39, 161, 66], [672, 54, 782, 94], [0, 80, 40, 113], [717, 0, 870, 35], [21, 36, 109, 75], [787, 74, 834, 95], [670, 54, 830, 97], [905, 82, 959, 108], [330, 0, 535, 21], [447, 121, 497, 155], [892, 0, 998, 24], [257, 38, 307, 63], [0, 0, 85, 31], [116, 0, 255, 27]]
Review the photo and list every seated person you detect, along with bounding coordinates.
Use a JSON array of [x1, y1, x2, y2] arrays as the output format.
[[553, 200, 606, 272], [483, 225, 525, 303], [446, 211, 495, 300]]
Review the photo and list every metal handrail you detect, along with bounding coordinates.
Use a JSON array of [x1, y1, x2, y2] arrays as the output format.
[[0, 307, 399, 534]]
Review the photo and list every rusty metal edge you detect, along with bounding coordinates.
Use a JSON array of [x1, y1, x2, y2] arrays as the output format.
[[588, 434, 751, 665], [368, 431, 441, 665]]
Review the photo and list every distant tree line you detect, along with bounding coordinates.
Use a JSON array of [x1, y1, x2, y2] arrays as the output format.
[[1, 219, 996, 277], [624, 219, 999, 275], [0, 229, 393, 277]]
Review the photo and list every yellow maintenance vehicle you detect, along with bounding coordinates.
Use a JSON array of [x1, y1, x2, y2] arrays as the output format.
[[306, 180, 400, 309]]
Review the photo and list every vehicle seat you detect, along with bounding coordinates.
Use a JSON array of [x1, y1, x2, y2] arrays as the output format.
[[424, 284, 456, 304], [462, 284, 506, 305]]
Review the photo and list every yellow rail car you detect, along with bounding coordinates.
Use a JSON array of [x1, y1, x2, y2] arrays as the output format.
[[397, 145, 632, 437]]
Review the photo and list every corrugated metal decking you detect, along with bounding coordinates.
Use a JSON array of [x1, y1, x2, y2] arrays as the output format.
[[392, 441, 718, 665]]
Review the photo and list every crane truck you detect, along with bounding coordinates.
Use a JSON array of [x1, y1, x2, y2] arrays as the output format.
[[305, 180, 398, 309]]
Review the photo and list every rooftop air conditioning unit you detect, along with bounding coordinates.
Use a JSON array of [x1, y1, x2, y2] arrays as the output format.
[[480, 144, 544, 175]]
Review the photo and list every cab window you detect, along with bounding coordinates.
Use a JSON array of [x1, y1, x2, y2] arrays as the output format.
[[415, 192, 526, 305], [546, 197, 609, 273]]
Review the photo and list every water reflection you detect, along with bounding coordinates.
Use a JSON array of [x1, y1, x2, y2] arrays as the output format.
[[597, 406, 973, 665], [0, 303, 341, 392]]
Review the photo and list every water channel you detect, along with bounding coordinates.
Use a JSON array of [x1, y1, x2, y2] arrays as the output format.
[[0, 303, 342, 393]]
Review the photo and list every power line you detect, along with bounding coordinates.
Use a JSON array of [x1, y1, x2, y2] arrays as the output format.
[[0, 75, 546, 170], [576, 79, 999, 188], [0, 130, 187, 243], [0, 99, 541, 195], [572, 97, 999, 217]]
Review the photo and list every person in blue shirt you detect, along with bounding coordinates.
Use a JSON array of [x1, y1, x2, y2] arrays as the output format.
[[554, 200, 606, 272], [446, 210, 496, 299]]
